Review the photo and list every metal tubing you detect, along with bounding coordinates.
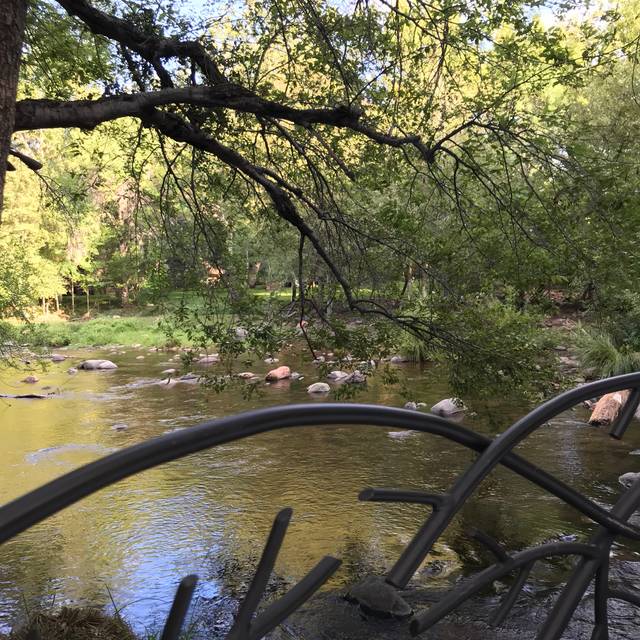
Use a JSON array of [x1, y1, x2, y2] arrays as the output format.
[[160, 574, 198, 640], [470, 528, 510, 563], [608, 589, 640, 607], [3, 402, 640, 548], [593, 546, 611, 634], [609, 387, 640, 439], [410, 542, 600, 635], [388, 372, 640, 587], [359, 488, 447, 508], [227, 508, 292, 639], [491, 560, 534, 627], [248, 556, 341, 640], [535, 480, 640, 640]]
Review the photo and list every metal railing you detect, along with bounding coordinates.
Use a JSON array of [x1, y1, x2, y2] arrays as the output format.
[[2, 372, 640, 639]]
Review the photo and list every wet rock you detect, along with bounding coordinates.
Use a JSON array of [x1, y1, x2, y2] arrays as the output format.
[[235, 327, 249, 340], [327, 370, 350, 381], [67, 367, 78, 375], [198, 354, 219, 364], [290, 371, 303, 380], [266, 366, 291, 381], [161, 368, 177, 376], [264, 357, 279, 364], [237, 371, 256, 379], [313, 356, 326, 364], [630, 450, 640, 456], [619, 472, 640, 489], [50, 354, 66, 362], [345, 576, 412, 619], [307, 382, 330, 394], [78, 359, 118, 370], [21, 375, 39, 384], [431, 397, 467, 417], [390, 355, 410, 364], [136, 355, 145, 360], [346, 370, 366, 384], [179, 372, 200, 381], [111, 423, 128, 431], [404, 401, 418, 410]]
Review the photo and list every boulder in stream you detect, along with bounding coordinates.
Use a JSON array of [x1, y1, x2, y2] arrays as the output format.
[[307, 382, 330, 394], [78, 359, 118, 370], [266, 366, 291, 381], [430, 397, 467, 417], [198, 354, 219, 364], [345, 576, 412, 618]]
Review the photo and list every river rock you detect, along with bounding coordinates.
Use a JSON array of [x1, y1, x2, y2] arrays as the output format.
[[111, 423, 128, 431], [237, 371, 256, 379], [50, 354, 66, 362], [346, 370, 366, 384], [266, 366, 291, 381], [430, 397, 467, 416], [404, 401, 418, 410], [313, 356, 325, 364], [327, 370, 349, 381], [78, 359, 118, 370], [307, 382, 330, 394], [136, 355, 145, 360], [390, 355, 409, 364], [21, 375, 39, 384], [179, 372, 199, 381], [345, 575, 412, 618], [235, 327, 249, 340], [67, 367, 78, 375], [619, 472, 640, 489], [161, 368, 177, 376], [290, 371, 303, 380], [198, 354, 219, 364], [264, 357, 279, 364]]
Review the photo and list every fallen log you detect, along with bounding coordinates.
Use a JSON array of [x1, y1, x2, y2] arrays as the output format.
[[589, 390, 629, 426]]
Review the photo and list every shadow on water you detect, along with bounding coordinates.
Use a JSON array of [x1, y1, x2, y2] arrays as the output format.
[[0, 346, 639, 636]]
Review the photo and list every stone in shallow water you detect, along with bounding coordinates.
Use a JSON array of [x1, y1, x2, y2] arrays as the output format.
[[345, 576, 412, 619], [430, 397, 467, 417], [78, 359, 118, 370], [307, 382, 330, 394], [619, 472, 640, 489]]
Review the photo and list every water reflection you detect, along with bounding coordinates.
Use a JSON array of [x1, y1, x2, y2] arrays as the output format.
[[1, 348, 639, 633]]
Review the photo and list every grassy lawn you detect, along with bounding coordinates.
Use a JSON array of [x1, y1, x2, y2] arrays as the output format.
[[3, 287, 296, 349]]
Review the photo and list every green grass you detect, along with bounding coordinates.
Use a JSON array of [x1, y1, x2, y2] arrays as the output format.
[[575, 327, 640, 377], [7, 316, 177, 348]]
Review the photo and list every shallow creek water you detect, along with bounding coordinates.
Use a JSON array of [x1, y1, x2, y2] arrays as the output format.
[[0, 348, 639, 634]]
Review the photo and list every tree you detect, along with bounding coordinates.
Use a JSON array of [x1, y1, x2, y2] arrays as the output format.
[[2, 0, 635, 372], [0, 0, 28, 214]]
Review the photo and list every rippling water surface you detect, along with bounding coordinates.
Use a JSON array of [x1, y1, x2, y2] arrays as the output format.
[[1, 348, 639, 633]]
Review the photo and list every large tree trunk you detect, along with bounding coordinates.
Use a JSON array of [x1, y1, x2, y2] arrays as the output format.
[[0, 0, 27, 216]]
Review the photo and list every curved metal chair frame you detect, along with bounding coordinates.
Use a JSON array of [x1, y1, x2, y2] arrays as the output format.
[[2, 372, 640, 639]]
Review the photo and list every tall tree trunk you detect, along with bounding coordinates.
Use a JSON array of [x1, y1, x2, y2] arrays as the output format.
[[0, 0, 28, 216], [70, 278, 75, 315], [247, 261, 261, 288]]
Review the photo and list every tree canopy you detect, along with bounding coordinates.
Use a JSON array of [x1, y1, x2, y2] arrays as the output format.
[[2, 0, 640, 388]]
